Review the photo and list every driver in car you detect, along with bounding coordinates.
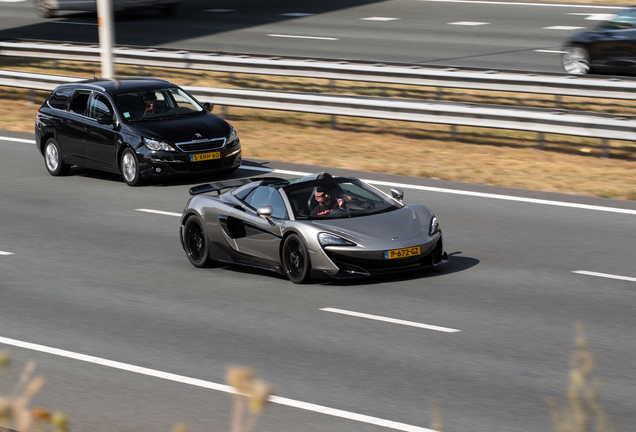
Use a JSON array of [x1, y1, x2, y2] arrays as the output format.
[[310, 185, 351, 216]]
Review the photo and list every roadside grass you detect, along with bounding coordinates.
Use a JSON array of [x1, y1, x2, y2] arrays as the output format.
[[1, 58, 636, 200]]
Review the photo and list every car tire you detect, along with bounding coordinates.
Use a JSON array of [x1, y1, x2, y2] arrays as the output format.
[[183, 216, 213, 268], [563, 46, 590, 75], [120, 148, 143, 186], [281, 234, 311, 284], [35, 0, 54, 18], [44, 138, 70, 176]]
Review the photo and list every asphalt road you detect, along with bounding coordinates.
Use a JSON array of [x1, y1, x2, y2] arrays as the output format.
[[0, 0, 626, 73], [1, 130, 635, 432]]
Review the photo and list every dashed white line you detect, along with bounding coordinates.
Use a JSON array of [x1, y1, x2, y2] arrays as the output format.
[[51, 20, 96, 25], [280, 13, 314, 17], [417, 0, 625, 9], [449, 21, 489, 26], [543, 26, 585, 30], [268, 34, 338, 40], [362, 17, 400, 21], [0, 335, 437, 432], [136, 208, 181, 217], [0, 251, 15, 256], [321, 308, 461, 333], [573, 270, 636, 283], [567, 13, 615, 21], [535, 50, 566, 53]]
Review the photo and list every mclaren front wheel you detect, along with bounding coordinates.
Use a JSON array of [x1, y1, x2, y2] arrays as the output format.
[[281, 234, 311, 284]]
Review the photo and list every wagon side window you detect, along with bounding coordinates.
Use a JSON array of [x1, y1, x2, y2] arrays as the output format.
[[68, 91, 91, 116], [245, 186, 288, 219], [47, 88, 73, 110], [89, 94, 113, 119]]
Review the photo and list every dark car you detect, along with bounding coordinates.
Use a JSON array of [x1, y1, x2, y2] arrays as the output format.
[[563, 8, 636, 75], [180, 173, 448, 283], [35, 77, 242, 186]]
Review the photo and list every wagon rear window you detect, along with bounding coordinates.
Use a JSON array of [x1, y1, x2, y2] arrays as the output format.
[[47, 88, 73, 110]]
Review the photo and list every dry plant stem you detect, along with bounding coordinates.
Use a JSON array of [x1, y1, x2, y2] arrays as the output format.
[[548, 323, 611, 432]]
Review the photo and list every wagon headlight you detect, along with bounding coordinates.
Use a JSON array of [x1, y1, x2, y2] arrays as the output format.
[[227, 126, 238, 145], [144, 137, 176, 152], [318, 232, 356, 247], [429, 216, 440, 236]]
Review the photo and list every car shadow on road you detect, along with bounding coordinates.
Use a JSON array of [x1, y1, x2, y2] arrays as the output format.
[[206, 251, 478, 286], [324, 251, 478, 287]]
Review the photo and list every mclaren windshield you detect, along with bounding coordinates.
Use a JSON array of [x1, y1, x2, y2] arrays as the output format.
[[284, 177, 403, 219], [114, 87, 204, 121]]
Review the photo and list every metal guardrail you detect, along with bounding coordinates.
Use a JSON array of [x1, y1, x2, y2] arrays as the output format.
[[2, 39, 636, 101], [1, 69, 634, 158]]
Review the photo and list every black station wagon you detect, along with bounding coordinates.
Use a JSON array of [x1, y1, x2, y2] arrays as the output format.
[[35, 77, 242, 186]]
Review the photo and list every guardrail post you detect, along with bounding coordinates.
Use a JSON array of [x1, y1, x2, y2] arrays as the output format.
[[602, 139, 610, 159], [330, 79, 338, 129], [537, 132, 544, 151], [437, 87, 444, 101], [450, 125, 457, 141]]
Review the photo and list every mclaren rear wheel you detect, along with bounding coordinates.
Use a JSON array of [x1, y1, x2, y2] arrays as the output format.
[[282, 234, 311, 284], [183, 216, 213, 268]]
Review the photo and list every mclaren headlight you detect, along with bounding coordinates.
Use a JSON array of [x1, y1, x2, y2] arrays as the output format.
[[318, 232, 356, 247], [144, 137, 176, 152], [429, 216, 440, 236]]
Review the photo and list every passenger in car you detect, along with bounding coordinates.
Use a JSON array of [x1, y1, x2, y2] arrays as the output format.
[[142, 92, 158, 117]]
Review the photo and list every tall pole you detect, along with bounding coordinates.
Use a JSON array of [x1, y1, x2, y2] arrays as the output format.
[[97, 0, 115, 79]]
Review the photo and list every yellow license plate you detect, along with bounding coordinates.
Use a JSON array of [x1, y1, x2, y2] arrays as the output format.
[[384, 246, 421, 260], [190, 152, 221, 162]]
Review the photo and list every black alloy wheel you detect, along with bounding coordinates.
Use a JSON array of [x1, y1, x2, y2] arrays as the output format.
[[44, 138, 71, 176], [184, 216, 213, 268], [282, 234, 311, 284]]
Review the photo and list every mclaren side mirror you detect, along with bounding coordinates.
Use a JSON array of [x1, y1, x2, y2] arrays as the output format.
[[257, 206, 276, 226], [203, 102, 214, 112], [391, 188, 404, 203]]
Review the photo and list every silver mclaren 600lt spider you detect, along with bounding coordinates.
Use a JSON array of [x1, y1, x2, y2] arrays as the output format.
[[179, 173, 448, 283]]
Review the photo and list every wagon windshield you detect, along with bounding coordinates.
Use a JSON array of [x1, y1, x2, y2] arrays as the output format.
[[114, 87, 204, 121], [284, 178, 402, 219]]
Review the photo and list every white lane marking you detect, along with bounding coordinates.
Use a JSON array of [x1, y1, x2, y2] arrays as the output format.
[[2, 137, 635, 217], [362, 17, 400, 21], [51, 21, 96, 25], [0, 251, 15, 256], [567, 13, 615, 21], [280, 13, 314, 17], [573, 270, 636, 283], [535, 49, 566, 53], [268, 34, 338, 40], [136, 208, 181, 217], [0, 136, 36, 144], [543, 26, 585, 30], [0, 335, 437, 432], [449, 21, 489, 25], [321, 308, 461, 333], [242, 166, 636, 216], [417, 0, 625, 9], [204, 9, 235, 12]]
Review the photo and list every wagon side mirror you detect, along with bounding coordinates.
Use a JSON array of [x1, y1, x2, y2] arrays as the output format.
[[257, 206, 276, 226], [391, 188, 404, 203], [97, 114, 115, 125]]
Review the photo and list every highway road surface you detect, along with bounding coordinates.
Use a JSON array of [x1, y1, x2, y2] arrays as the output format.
[[1, 130, 635, 432]]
